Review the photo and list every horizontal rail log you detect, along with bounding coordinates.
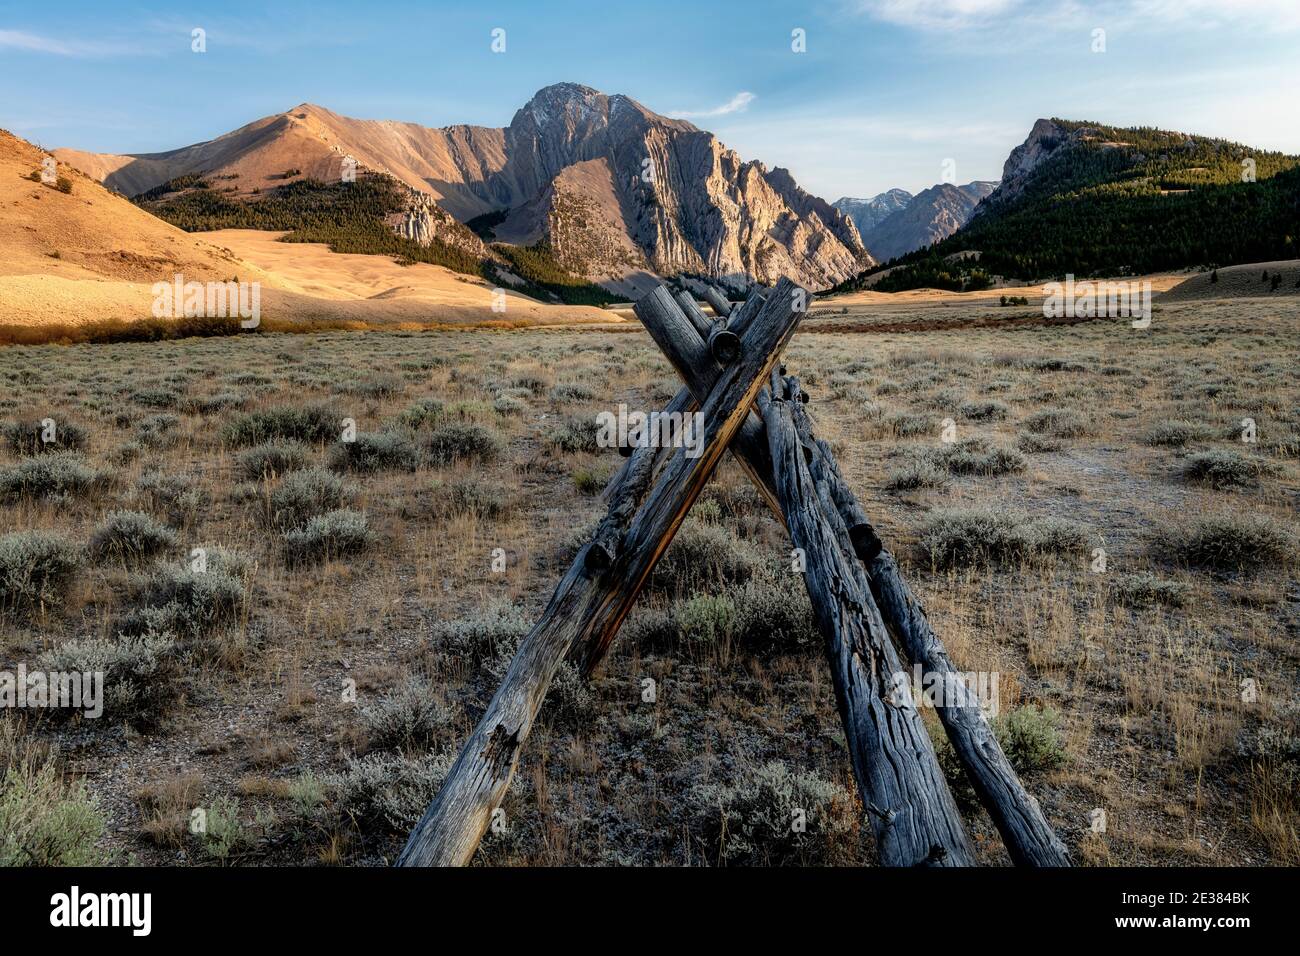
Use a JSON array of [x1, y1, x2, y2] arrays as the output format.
[[702, 285, 733, 318], [397, 279, 807, 866]]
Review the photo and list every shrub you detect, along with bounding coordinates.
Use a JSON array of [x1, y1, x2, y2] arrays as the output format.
[[1023, 406, 1091, 438], [0, 758, 105, 865], [429, 478, 514, 519], [222, 403, 341, 446], [325, 751, 453, 833], [120, 553, 248, 640], [652, 521, 760, 594], [1017, 431, 1063, 453], [135, 414, 181, 450], [1110, 572, 1190, 608], [1151, 513, 1295, 572], [545, 415, 601, 455], [268, 468, 350, 529], [731, 574, 820, 651], [926, 437, 1026, 477], [198, 794, 247, 863], [0, 453, 107, 500], [428, 600, 529, 660], [919, 509, 1090, 568], [887, 411, 935, 437], [359, 676, 450, 752], [389, 398, 444, 431], [136, 471, 206, 525], [993, 705, 1066, 774], [0, 531, 82, 616], [958, 399, 1009, 421], [38, 631, 181, 726], [2, 418, 88, 455], [426, 423, 503, 465], [327, 432, 420, 473], [283, 509, 375, 565], [1182, 450, 1272, 489], [884, 459, 951, 490], [550, 382, 595, 403], [1143, 419, 1213, 447], [492, 395, 528, 416], [690, 761, 856, 865], [677, 594, 737, 647], [572, 464, 613, 495], [89, 510, 178, 564], [235, 440, 310, 481]]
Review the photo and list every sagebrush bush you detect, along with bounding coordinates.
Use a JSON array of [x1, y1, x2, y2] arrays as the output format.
[[39, 631, 181, 726], [1182, 450, 1272, 489], [268, 468, 351, 529], [235, 440, 310, 481], [429, 478, 514, 519], [1151, 513, 1295, 572], [0, 757, 105, 865], [326, 751, 453, 834], [426, 422, 503, 465], [958, 399, 1009, 421], [283, 509, 375, 565], [2, 418, 88, 455], [1110, 572, 1190, 608], [544, 415, 601, 455], [89, 510, 178, 564], [120, 557, 246, 639], [0, 531, 82, 617], [924, 437, 1026, 477], [388, 398, 444, 431], [887, 411, 935, 437], [1143, 419, 1213, 447], [550, 382, 595, 403], [650, 521, 762, 596], [1023, 406, 1091, 438], [690, 761, 856, 865], [919, 509, 1090, 568], [884, 458, 951, 490], [327, 431, 420, 473], [360, 676, 450, 751], [222, 403, 341, 447], [428, 600, 529, 660], [0, 453, 108, 500], [993, 705, 1066, 774], [136, 471, 206, 525]]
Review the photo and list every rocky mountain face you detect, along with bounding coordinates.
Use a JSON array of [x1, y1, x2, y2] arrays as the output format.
[[56, 83, 870, 292], [833, 188, 913, 236], [859, 180, 997, 262]]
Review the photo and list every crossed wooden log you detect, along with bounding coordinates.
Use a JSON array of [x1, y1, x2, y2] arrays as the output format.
[[398, 278, 1070, 867]]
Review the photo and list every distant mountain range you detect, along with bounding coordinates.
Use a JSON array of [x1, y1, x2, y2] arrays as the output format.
[[835, 118, 1300, 293], [836, 182, 996, 262], [55, 83, 872, 297]]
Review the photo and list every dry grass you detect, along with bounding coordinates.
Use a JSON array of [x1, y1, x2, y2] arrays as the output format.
[[1, 292, 1297, 867]]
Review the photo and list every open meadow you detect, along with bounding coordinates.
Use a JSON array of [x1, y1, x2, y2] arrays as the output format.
[[1, 288, 1296, 867]]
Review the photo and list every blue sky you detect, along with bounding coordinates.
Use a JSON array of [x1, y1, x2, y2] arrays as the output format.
[[3, 0, 1298, 200]]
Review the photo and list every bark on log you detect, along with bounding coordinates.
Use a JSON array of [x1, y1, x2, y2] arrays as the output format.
[[671, 290, 738, 362], [702, 285, 733, 318], [397, 279, 807, 867], [761, 377, 975, 867], [638, 301, 1070, 866], [787, 395, 1071, 866]]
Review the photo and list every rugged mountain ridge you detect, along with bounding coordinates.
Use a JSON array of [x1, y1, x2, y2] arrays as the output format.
[[832, 117, 1300, 294], [833, 188, 912, 236], [860, 180, 996, 261], [56, 84, 871, 291]]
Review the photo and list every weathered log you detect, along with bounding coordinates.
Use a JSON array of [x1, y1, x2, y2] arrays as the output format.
[[702, 285, 733, 318], [761, 376, 975, 867], [787, 395, 1071, 866], [639, 299, 1070, 866], [397, 279, 807, 867], [670, 289, 738, 363], [628, 288, 784, 525]]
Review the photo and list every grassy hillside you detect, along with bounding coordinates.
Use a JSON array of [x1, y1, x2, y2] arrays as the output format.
[[137, 174, 486, 277], [838, 120, 1300, 293]]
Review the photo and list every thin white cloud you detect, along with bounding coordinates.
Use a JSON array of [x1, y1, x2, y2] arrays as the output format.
[[670, 91, 756, 119], [853, 0, 1300, 32], [0, 28, 150, 56]]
